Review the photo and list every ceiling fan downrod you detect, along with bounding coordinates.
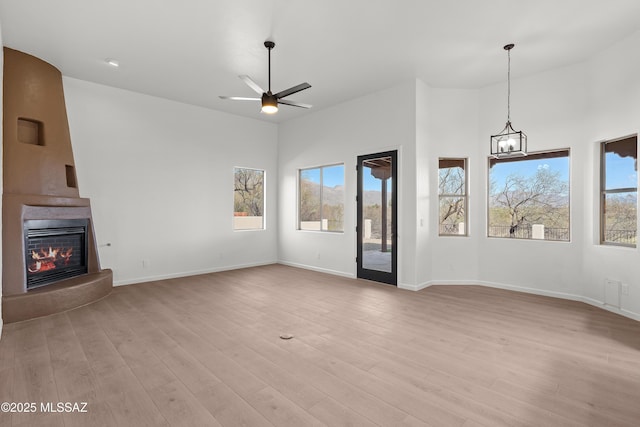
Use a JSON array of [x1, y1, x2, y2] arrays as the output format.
[[265, 41, 275, 94]]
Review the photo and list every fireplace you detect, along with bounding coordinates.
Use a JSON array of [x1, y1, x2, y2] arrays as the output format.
[[2, 49, 112, 323], [24, 219, 89, 290]]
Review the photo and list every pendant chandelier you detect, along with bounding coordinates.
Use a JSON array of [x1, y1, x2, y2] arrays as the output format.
[[490, 43, 527, 158]]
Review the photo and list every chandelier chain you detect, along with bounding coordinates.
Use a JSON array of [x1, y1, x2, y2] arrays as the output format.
[[507, 47, 511, 123]]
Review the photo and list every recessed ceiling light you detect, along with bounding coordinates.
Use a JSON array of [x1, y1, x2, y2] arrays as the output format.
[[105, 58, 119, 67]]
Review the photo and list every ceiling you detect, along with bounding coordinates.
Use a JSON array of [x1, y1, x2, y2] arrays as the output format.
[[1, 0, 639, 123]]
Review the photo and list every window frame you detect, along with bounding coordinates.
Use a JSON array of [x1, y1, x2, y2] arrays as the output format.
[[438, 157, 469, 237], [298, 163, 345, 233], [600, 135, 638, 248], [233, 166, 265, 231], [487, 148, 571, 242]]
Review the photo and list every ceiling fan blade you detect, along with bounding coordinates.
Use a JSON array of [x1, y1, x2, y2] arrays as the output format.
[[275, 82, 311, 99], [239, 75, 265, 95], [278, 99, 312, 109], [219, 96, 261, 101]]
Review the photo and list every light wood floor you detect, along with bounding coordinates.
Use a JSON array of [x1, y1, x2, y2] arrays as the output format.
[[1, 264, 639, 427]]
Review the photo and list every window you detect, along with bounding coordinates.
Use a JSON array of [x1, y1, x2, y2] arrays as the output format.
[[233, 168, 264, 230], [601, 135, 637, 247], [439, 158, 468, 236], [488, 150, 570, 241], [299, 164, 344, 232]]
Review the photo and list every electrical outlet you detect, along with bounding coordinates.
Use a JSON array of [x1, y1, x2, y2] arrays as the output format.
[[605, 279, 621, 307], [621, 283, 629, 296], [142, 259, 149, 268]]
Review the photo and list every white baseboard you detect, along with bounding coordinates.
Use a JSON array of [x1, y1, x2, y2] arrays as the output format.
[[113, 260, 278, 286], [114, 263, 640, 323], [619, 308, 640, 322], [581, 296, 640, 322], [420, 279, 640, 322], [398, 282, 431, 291], [401, 279, 484, 292], [277, 260, 355, 279], [473, 280, 584, 302]]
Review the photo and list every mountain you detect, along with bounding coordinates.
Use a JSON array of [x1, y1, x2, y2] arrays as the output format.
[[301, 180, 386, 206]]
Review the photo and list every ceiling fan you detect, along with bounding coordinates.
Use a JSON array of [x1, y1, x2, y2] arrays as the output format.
[[219, 41, 312, 114]]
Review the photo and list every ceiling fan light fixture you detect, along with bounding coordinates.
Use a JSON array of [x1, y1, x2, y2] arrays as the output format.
[[220, 40, 311, 115], [490, 43, 527, 158], [261, 92, 278, 114]]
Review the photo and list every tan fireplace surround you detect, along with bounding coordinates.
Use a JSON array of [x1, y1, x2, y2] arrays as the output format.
[[2, 47, 112, 323]]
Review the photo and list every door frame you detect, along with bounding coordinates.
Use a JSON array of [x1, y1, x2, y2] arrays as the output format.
[[356, 150, 398, 285]]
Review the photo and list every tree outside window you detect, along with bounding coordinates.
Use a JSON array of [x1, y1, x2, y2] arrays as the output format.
[[439, 158, 468, 236], [488, 150, 570, 241], [601, 135, 637, 247], [234, 167, 264, 230]]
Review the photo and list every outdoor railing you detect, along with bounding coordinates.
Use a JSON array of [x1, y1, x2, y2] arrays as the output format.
[[488, 225, 569, 241], [440, 224, 636, 244], [604, 229, 637, 245], [439, 224, 460, 235]]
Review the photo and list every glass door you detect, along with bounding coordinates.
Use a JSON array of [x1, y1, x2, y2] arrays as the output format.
[[357, 151, 397, 285]]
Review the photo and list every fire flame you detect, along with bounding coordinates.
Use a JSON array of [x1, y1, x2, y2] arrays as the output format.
[[28, 247, 73, 273]]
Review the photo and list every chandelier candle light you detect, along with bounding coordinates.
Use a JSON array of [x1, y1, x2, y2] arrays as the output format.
[[490, 43, 527, 158]]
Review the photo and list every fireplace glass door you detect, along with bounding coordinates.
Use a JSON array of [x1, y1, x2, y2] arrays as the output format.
[[24, 219, 88, 290]]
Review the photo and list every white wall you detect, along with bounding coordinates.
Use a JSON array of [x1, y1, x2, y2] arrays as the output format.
[[427, 30, 639, 318], [414, 79, 433, 285], [475, 61, 589, 298], [4, 27, 632, 322], [64, 77, 278, 285], [420, 84, 480, 287], [277, 30, 640, 320], [277, 81, 418, 286], [582, 30, 640, 318]]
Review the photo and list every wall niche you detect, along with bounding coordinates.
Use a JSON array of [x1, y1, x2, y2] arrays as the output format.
[[17, 118, 45, 145]]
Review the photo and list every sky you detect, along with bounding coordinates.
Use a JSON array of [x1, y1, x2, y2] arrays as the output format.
[[490, 156, 569, 190], [490, 152, 637, 192], [323, 164, 344, 188], [363, 167, 392, 192], [302, 164, 345, 188], [303, 164, 392, 193], [314, 152, 637, 193], [605, 153, 638, 190]]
